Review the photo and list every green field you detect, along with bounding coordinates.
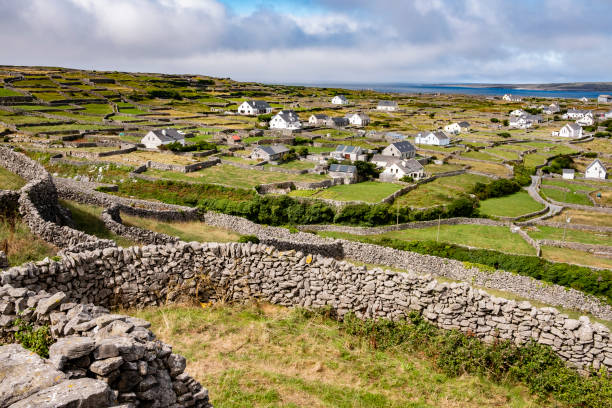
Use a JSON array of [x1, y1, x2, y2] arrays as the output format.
[[320, 224, 536, 256], [540, 187, 593, 206], [289, 181, 401, 203], [461, 151, 504, 162], [0, 217, 57, 266], [526, 225, 612, 246], [147, 164, 328, 189], [0, 166, 26, 190], [541, 246, 612, 270], [131, 304, 557, 408], [478, 191, 545, 218], [523, 153, 548, 168], [485, 147, 520, 161], [392, 173, 491, 208], [0, 88, 23, 97]]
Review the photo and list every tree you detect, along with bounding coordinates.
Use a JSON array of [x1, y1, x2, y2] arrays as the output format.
[[503, 119, 509, 126], [353, 161, 380, 179]]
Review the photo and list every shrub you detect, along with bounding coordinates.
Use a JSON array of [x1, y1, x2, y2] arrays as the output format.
[[159, 140, 217, 153], [14, 318, 53, 358], [148, 89, 182, 100], [541, 155, 575, 175], [490, 118, 499, 123], [399, 175, 414, 183], [257, 113, 274, 123], [503, 119, 509, 126], [497, 132, 511, 138], [471, 179, 521, 200], [238, 235, 259, 244], [584, 152, 598, 158]]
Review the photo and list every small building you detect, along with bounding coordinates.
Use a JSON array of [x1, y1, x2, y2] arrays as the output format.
[[141, 129, 185, 149], [237, 100, 272, 115], [346, 113, 370, 126], [562, 169, 575, 180], [564, 109, 592, 120], [330, 144, 366, 161], [503, 94, 522, 102], [377, 100, 399, 111], [509, 115, 533, 129], [585, 159, 607, 179], [543, 103, 560, 114], [559, 123, 583, 138], [576, 115, 594, 126], [269, 110, 302, 130], [415, 131, 450, 146], [510, 109, 526, 116], [229, 135, 242, 145], [328, 163, 357, 183], [308, 114, 329, 125], [579, 97, 589, 103], [381, 141, 416, 159], [325, 116, 349, 128], [251, 144, 290, 162], [331, 95, 349, 105], [380, 159, 424, 181], [384, 132, 406, 141], [443, 122, 470, 134], [597, 95, 612, 104]]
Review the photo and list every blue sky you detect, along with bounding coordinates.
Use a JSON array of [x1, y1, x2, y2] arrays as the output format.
[[0, 0, 611, 84]]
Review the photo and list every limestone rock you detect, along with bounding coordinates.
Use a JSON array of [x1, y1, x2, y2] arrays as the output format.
[[9, 378, 113, 408]]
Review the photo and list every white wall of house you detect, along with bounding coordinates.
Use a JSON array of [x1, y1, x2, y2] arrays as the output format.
[[444, 123, 461, 134], [270, 116, 301, 130], [585, 162, 607, 179], [559, 124, 582, 138], [331, 96, 348, 105], [414, 133, 449, 146]]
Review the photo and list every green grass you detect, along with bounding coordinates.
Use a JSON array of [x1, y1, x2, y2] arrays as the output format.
[[0, 166, 26, 190], [461, 151, 504, 162], [321, 224, 536, 256], [541, 246, 612, 270], [526, 225, 612, 246], [0, 88, 23, 97], [485, 148, 520, 161], [59, 200, 136, 247], [147, 164, 328, 189], [0, 217, 57, 266], [264, 160, 315, 171], [523, 153, 548, 168], [478, 191, 545, 218], [392, 173, 491, 208], [289, 181, 401, 203], [540, 188, 593, 206], [81, 103, 114, 115], [129, 304, 558, 408], [20, 124, 121, 133], [541, 179, 598, 193]]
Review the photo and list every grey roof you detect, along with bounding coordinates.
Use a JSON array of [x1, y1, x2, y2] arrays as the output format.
[[329, 164, 357, 174], [329, 117, 348, 125], [389, 141, 416, 153], [385, 132, 405, 139], [586, 159, 607, 172], [418, 131, 449, 141], [256, 144, 290, 156], [149, 129, 184, 143], [346, 113, 369, 120], [395, 159, 423, 173], [245, 100, 270, 109], [335, 144, 363, 154], [458, 121, 470, 127], [275, 110, 300, 123], [562, 169, 575, 174], [567, 108, 591, 114], [311, 114, 329, 120], [378, 100, 398, 106], [564, 123, 582, 132]]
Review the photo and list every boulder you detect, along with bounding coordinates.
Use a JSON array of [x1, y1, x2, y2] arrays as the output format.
[[9, 378, 113, 408], [49, 337, 96, 369]]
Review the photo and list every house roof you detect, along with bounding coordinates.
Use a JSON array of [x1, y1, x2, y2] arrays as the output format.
[[244, 100, 270, 109], [389, 141, 416, 152], [586, 159, 607, 172], [458, 121, 470, 127], [232, 135, 241, 141], [329, 117, 348, 125], [418, 131, 449, 141], [563, 123, 582, 132], [346, 113, 369, 120], [256, 144, 290, 156], [393, 159, 423, 173], [385, 132, 405, 139], [148, 129, 184, 143], [311, 114, 329, 120], [274, 110, 300, 123], [562, 169, 575, 174], [335, 144, 363, 154], [329, 164, 357, 174], [332, 95, 348, 101], [378, 100, 398, 107]]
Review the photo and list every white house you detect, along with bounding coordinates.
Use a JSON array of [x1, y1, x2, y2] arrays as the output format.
[[597, 95, 612, 103], [269, 110, 302, 130], [564, 109, 592, 120], [346, 113, 370, 126], [562, 169, 575, 180], [444, 122, 470, 134], [381, 141, 416, 159], [415, 131, 450, 146], [510, 109, 526, 117], [331, 95, 349, 105], [503, 94, 522, 102], [543, 103, 560, 115], [326, 117, 349, 128], [576, 115, 594, 126], [141, 129, 185, 149], [509, 115, 533, 129], [377, 100, 399, 111], [330, 144, 366, 161], [558, 123, 583, 138], [380, 159, 424, 181], [585, 159, 607, 179], [579, 97, 589, 103], [237, 100, 272, 115], [308, 114, 329, 125], [251, 145, 290, 162], [328, 163, 357, 183]]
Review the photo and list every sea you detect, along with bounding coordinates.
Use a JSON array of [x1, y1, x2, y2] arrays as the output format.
[[289, 83, 611, 99]]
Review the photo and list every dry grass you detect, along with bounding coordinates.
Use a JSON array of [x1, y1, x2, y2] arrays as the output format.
[[541, 246, 612, 270], [0, 217, 57, 266], [548, 209, 612, 227], [129, 303, 552, 408], [0, 165, 26, 190], [449, 159, 512, 178]]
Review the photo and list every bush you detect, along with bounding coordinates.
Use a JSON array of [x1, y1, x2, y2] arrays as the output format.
[[503, 119, 509, 126], [541, 155, 575, 175], [159, 140, 217, 153], [584, 152, 598, 158], [490, 118, 499, 123], [399, 175, 414, 183], [148, 89, 182, 100], [238, 235, 259, 244], [471, 179, 521, 200], [497, 132, 511, 138], [14, 318, 53, 358], [257, 113, 274, 123], [353, 160, 380, 179]]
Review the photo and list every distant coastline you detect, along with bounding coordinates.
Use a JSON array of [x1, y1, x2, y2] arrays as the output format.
[[286, 82, 612, 99]]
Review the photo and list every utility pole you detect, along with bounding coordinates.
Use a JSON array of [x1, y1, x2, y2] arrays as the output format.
[[563, 217, 571, 242]]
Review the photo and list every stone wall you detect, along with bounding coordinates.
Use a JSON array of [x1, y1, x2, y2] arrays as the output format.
[[1, 243, 610, 373], [101, 205, 181, 245]]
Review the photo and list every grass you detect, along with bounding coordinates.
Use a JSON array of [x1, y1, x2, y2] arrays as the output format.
[[523, 153, 549, 168], [540, 187, 593, 206], [460, 151, 504, 162], [129, 303, 556, 408], [392, 173, 491, 208], [59, 200, 137, 247], [541, 246, 612, 270], [525, 225, 612, 246], [423, 163, 463, 175], [289, 181, 401, 203], [478, 191, 545, 218], [0, 166, 26, 190], [265, 160, 316, 171], [0, 88, 23, 97], [320, 224, 536, 256], [548, 209, 612, 227], [449, 159, 511, 178], [0, 217, 57, 266], [121, 214, 241, 243], [148, 164, 328, 190]]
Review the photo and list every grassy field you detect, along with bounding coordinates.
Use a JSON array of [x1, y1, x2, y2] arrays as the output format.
[[289, 181, 401, 203], [130, 304, 555, 408], [59, 200, 136, 247], [548, 209, 612, 227], [478, 191, 545, 218], [423, 163, 463, 175], [525, 225, 612, 246], [0, 88, 23, 97], [523, 153, 548, 168], [460, 151, 503, 162], [0, 217, 57, 266], [148, 164, 329, 189], [541, 246, 612, 270], [448, 159, 511, 177], [320, 224, 535, 256], [540, 187, 593, 206], [121, 214, 241, 243], [0, 165, 26, 190], [392, 173, 490, 208]]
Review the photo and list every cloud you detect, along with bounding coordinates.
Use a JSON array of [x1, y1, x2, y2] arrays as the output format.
[[0, 0, 610, 83]]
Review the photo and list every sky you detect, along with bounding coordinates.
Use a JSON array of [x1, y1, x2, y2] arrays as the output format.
[[1, 0, 611, 84]]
